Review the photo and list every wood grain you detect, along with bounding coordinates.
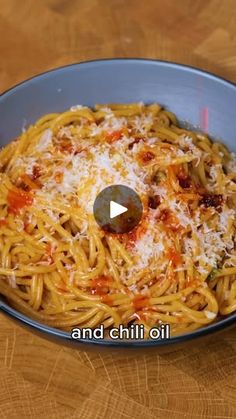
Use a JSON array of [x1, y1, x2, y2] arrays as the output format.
[[0, 0, 236, 418]]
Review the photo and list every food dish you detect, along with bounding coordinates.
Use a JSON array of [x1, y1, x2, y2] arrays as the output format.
[[0, 101, 236, 338], [0, 59, 236, 347]]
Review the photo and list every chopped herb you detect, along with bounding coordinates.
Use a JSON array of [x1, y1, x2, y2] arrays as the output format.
[[207, 268, 219, 281], [152, 171, 166, 184]]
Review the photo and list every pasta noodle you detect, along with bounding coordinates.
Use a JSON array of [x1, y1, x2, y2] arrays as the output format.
[[0, 102, 236, 338]]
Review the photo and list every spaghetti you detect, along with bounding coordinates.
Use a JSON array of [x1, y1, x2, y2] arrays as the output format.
[[0, 102, 236, 338]]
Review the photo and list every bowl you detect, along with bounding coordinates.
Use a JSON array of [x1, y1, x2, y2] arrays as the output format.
[[1, 58, 236, 350]]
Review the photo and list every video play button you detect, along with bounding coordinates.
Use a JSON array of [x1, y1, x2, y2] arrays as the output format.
[[93, 185, 143, 234], [110, 201, 127, 219]]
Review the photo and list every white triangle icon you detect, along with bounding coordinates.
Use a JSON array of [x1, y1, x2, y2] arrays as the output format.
[[110, 201, 128, 219]]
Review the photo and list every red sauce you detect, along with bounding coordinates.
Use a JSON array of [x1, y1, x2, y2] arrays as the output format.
[[175, 165, 187, 178], [56, 137, 74, 153], [105, 130, 123, 143], [32, 165, 41, 180], [118, 218, 148, 249], [101, 295, 112, 305], [133, 295, 149, 311], [7, 188, 33, 214], [167, 247, 182, 267], [19, 174, 41, 191], [54, 171, 64, 184], [139, 150, 155, 164], [91, 275, 113, 296], [60, 144, 74, 153], [199, 194, 223, 209], [125, 228, 140, 247], [157, 209, 182, 233], [0, 219, 7, 227], [177, 168, 191, 189], [178, 177, 191, 189], [170, 165, 193, 190], [148, 195, 161, 209]]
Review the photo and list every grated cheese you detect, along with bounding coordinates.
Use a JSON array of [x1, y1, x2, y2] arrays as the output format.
[[36, 129, 53, 152], [15, 157, 37, 176], [38, 140, 148, 214], [70, 104, 88, 111], [13, 105, 236, 283], [204, 310, 217, 320], [226, 152, 236, 173], [179, 135, 203, 166]]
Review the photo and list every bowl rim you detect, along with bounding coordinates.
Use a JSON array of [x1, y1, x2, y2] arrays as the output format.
[[1, 302, 236, 347], [0, 58, 236, 347], [1, 58, 236, 99]]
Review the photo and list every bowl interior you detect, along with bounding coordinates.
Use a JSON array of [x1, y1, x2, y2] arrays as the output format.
[[1, 59, 236, 146], [0, 59, 236, 346]]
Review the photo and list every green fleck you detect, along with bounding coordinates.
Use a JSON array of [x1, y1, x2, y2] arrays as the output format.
[[207, 268, 218, 281]]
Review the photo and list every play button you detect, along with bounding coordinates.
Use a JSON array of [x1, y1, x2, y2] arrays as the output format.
[[93, 185, 143, 234], [110, 201, 128, 219]]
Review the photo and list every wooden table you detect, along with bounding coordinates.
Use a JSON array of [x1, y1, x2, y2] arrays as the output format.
[[0, 1, 236, 417]]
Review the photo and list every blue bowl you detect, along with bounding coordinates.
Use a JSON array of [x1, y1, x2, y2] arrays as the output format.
[[1, 59, 236, 350]]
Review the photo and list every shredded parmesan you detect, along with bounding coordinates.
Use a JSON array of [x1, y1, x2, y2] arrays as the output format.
[[204, 310, 217, 320], [38, 140, 148, 214], [226, 152, 236, 173], [36, 129, 53, 152], [13, 105, 236, 281]]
